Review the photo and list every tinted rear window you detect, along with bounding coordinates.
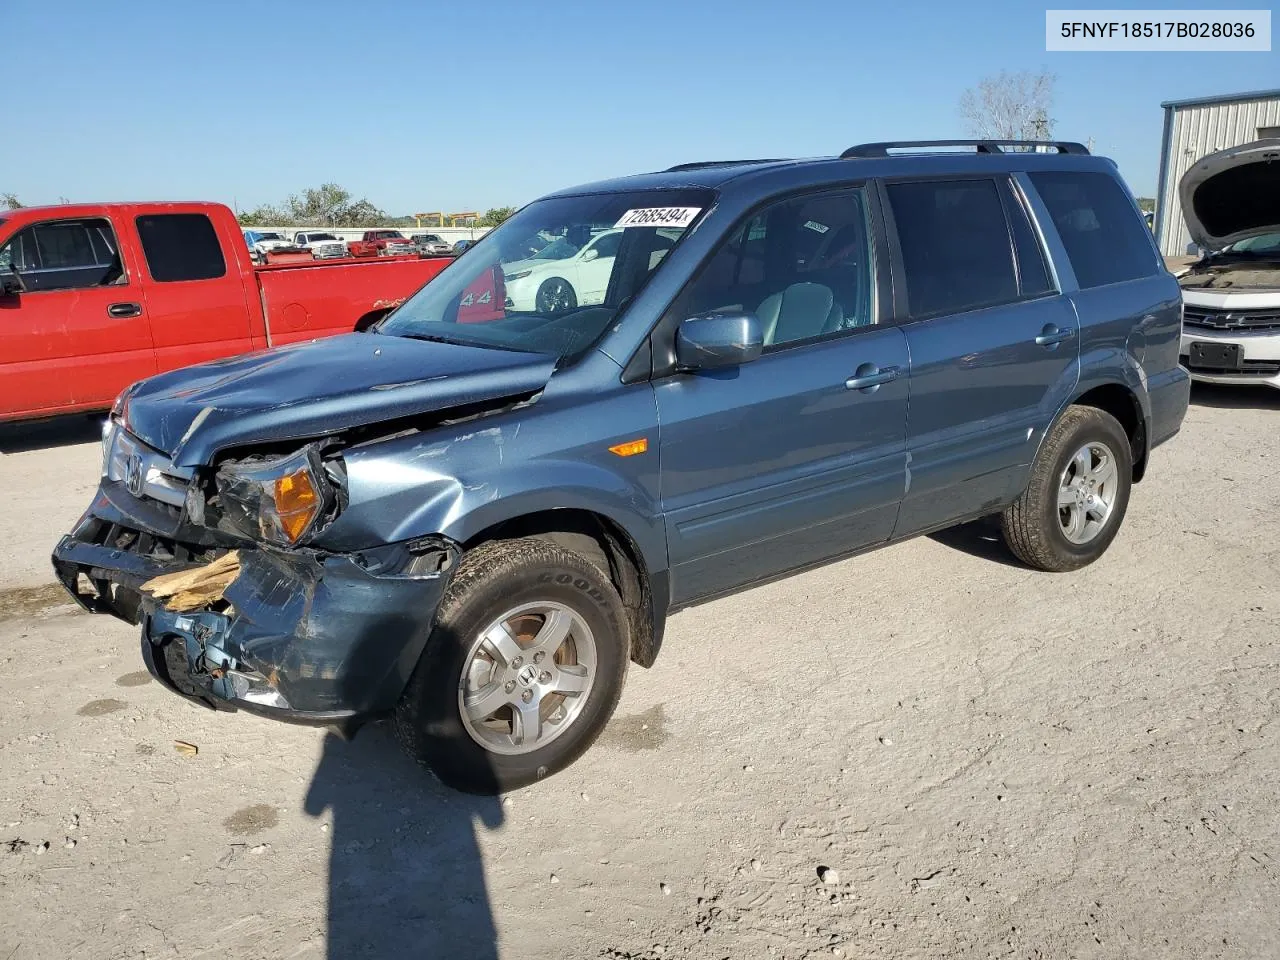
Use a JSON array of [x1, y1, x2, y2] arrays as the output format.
[[1028, 171, 1159, 289], [136, 213, 226, 282], [887, 178, 1018, 318]]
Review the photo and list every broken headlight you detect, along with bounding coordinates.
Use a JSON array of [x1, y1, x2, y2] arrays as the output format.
[[215, 447, 334, 546]]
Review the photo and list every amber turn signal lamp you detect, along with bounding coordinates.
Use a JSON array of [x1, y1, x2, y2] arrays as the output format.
[[273, 468, 321, 542], [608, 438, 649, 457]]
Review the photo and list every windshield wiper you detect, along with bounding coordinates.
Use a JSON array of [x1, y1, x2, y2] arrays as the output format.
[[398, 332, 469, 346], [396, 331, 546, 355]]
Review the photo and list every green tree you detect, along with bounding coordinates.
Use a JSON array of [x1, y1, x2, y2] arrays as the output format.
[[285, 183, 387, 227], [1, 192, 22, 210], [479, 206, 516, 227], [1136, 197, 1155, 213]]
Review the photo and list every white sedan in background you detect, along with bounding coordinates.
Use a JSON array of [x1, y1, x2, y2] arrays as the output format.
[[503, 229, 676, 314]]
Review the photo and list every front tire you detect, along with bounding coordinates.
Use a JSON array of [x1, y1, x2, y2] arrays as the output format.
[[394, 538, 629, 794], [1001, 406, 1132, 572], [535, 277, 577, 315]]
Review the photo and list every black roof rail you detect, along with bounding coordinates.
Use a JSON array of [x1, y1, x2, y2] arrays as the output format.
[[665, 159, 788, 172], [840, 140, 1090, 159]]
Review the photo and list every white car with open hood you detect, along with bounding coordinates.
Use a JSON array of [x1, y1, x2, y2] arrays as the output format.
[[1177, 139, 1280, 388]]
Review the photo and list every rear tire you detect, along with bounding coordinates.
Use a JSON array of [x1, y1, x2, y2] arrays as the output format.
[[394, 538, 629, 794], [1001, 405, 1132, 572]]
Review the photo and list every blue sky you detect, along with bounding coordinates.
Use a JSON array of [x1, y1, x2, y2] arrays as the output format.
[[5, 0, 1276, 212]]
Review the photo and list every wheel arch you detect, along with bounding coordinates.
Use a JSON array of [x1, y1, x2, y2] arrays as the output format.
[[1070, 381, 1149, 481], [461, 507, 668, 669]]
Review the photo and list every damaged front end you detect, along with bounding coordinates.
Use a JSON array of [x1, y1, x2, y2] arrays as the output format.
[[53, 422, 460, 733]]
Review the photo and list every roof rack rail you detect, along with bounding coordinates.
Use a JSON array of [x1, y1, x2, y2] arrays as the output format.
[[665, 159, 788, 172], [840, 140, 1090, 159]]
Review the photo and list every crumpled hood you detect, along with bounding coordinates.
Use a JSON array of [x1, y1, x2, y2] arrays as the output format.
[[1179, 138, 1280, 251], [119, 333, 555, 467]]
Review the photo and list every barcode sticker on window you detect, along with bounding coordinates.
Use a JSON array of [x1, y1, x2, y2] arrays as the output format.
[[803, 220, 830, 234], [614, 207, 702, 229]]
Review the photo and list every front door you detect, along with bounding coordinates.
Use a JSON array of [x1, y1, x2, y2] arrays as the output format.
[[653, 185, 910, 604], [881, 176, 1081, 537], [0, 212, 156, 417]]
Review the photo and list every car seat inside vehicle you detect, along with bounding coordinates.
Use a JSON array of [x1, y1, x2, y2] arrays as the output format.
[[756, 282, 843, 345]]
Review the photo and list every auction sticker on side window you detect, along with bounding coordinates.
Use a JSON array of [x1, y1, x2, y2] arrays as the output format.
[[614, 207, 702, 229]]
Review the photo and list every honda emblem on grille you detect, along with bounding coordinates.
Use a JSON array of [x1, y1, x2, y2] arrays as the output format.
[[124, 453, 144, 496]]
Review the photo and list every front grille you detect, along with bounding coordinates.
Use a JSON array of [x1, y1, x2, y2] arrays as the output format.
[[1184, 305, 1280, 332], [104, 427, 193, 507], [313, 243, 347, 259], [81, 516, 216, 568]]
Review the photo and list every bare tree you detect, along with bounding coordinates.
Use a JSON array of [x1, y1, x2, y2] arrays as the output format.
[[1, 192, 22, 210], [959, 70, 1057, 141]]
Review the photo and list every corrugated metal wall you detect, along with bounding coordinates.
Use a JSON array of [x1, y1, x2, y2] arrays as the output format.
[[1157, 96, 1280, 256]]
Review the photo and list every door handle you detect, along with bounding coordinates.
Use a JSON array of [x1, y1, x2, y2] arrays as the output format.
[[107, 302, 142, 319], [845, 364, 901, 391], [1035, 324, 1075, 347]]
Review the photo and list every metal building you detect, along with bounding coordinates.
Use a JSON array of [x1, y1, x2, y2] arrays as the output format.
[[1154, 88, 1280, 257]]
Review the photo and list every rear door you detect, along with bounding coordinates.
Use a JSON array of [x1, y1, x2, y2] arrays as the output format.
[[654, 185, 910, 604], [0, 212, 156, 417], [134, 207, 258, 373], [882, 176, 1080, 537]]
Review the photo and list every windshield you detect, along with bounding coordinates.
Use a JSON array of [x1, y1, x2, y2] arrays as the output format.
[[378, 189, 711, 362], [309, 233, 337, 241], [1223, 232, 1280, 255], [259, 232, 282, 241]]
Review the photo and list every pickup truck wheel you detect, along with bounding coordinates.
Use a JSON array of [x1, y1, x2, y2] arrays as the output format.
[[535, 277, 577, 315], [1000, 405, 1132, 572], [394, 537, 628, 794]]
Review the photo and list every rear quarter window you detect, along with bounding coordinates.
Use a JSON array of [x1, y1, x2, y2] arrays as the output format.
[[1028, 171, 1159, 289], [136, 213, 227, 282]]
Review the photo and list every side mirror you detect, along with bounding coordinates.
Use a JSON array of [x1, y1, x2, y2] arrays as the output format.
[[675, 312, 763, 370], [581, 247, 600, 262], [0, 270, 24, 297]]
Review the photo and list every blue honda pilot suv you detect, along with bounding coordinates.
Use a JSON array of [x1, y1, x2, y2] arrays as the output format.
[[54, 141, 1190, 793]]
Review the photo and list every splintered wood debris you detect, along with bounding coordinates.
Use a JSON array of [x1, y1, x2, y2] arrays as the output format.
[[142, 551, 241, 612]]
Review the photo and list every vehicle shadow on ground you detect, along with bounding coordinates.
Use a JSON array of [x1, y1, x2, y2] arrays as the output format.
[[928, 516, 1024, 568], [0, 414, 105, 454], [304, 724, 504, 959], [1189, 382, 1280, 411]]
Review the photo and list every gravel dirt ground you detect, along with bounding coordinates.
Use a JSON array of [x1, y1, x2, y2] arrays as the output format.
[[1, 385, 1278, 960]]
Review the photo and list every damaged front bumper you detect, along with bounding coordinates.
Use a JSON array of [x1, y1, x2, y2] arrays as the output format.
[[53, 485, 459, 732]]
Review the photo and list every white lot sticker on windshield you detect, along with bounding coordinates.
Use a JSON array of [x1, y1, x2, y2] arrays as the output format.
[[614, 207, 702, 229], [803, 220, 830, 234]]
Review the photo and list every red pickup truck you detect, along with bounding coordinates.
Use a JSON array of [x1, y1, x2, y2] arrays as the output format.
[[0, 202, 451, 422], [347, 229, 415, 258]]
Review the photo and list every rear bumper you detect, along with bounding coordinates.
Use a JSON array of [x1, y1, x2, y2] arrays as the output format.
[[52, 492, 458, 726], [1147, 364, 1192, 450]]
